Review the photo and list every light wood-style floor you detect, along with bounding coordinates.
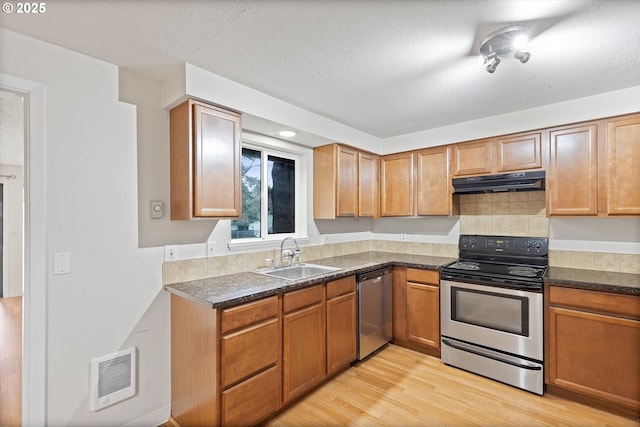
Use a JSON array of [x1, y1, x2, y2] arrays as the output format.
[[0, 296, 22, 427], [265, 344, 639, 427]]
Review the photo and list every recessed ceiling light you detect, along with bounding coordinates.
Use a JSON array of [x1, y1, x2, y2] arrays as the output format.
[[278, 130, 297, 138]]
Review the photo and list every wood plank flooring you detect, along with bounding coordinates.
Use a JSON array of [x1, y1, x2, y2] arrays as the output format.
[[265, 344, 639, 427], [0, 296, 22, 427]]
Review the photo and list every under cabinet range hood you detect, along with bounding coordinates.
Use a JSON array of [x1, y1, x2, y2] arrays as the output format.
[[452, 170, 545, 194]]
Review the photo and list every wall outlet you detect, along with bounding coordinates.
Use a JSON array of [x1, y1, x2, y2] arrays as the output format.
[[207, 242, 216, 257], [401, 233, 407, 241], [165, 245, 177, 261]]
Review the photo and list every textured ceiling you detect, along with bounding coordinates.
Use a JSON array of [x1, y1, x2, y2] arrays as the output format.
[[1, 0, 639, 141]]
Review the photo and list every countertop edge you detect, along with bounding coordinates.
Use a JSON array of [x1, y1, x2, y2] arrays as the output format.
[[164, 252, 453, 309]]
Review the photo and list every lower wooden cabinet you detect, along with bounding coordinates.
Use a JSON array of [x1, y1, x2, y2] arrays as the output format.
[[221, 365, 280, 426], [546, 285, 640, 414], [406, 269, 440, 355], [282, 284, 327, 403], [326, 276, 357, 375], [391, 266, 441, 357], [220, 296, 281, 425]]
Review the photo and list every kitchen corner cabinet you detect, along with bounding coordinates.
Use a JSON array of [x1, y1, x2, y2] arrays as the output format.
[[170, 99, 242, 220], [282, 285, 327, 403], [381, 151, 415, 216], [547, 113, 640, 217], [451, 131, 543, 177], [313, 144, 380, 219], [326, 276, 357, 376], [170, 295, 281, 427], [391, 266, 441, 357], [546, 286, 640, 414], [416, 146, 454, 215]]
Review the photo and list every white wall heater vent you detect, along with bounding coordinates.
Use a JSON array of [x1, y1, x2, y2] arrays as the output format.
[[90, 347, 136, 411]]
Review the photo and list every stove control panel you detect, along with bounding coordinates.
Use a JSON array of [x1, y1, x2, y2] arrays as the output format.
[[459, 235, 548, 256]]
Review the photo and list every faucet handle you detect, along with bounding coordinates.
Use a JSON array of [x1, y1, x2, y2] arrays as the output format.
[[293, 249, 302, 265]]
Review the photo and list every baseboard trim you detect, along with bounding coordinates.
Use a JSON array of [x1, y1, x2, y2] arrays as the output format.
[[121, 404, 171, 427]]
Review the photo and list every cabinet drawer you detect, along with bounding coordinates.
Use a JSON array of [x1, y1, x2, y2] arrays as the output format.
[[407, 268, 439, 285], [221, 318, 279, 388], [549, 286, 640, 319], [327, 276, 356, 299], [221, 296, 279, 334], [221, 364, 281, 427], [283, 284, 325, 313]]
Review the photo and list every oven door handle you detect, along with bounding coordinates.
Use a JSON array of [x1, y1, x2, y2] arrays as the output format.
[[442, 338, 542, 371]]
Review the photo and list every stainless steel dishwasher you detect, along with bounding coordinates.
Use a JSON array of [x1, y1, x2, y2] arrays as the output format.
[[356, 266, 393, 360]]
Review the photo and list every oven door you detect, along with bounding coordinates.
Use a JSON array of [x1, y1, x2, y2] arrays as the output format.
[[440, 279, 543, 361]]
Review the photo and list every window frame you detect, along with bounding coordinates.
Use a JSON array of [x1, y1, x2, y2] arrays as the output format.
[[227, 132, 308, 251]]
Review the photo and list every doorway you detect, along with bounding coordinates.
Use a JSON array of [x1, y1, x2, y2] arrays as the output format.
[[0, 88, 26, 427]]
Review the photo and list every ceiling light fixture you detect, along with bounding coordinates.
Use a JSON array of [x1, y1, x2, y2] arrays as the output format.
[[479, 25, 531, 73], [278, 130, 297, 138]]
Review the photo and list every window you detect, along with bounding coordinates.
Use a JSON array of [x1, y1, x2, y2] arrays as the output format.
[[231, 142, 302, 243]]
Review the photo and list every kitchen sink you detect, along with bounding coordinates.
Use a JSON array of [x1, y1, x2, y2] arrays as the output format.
[[254, 263, 341, 280]]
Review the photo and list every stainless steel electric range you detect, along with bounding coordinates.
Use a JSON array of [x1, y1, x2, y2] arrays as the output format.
[[440, 234, 548, 395]]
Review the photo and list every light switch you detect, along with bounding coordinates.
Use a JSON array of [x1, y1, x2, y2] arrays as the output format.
[[53, 252, 71, 275], [150, 201, 163, 219]]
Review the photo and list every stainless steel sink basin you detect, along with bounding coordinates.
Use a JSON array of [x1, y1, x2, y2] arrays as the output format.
[[254, 263, 341, 280]]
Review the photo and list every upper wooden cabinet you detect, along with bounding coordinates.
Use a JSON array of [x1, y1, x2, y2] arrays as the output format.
[[547, 113, 640, 217], [496, 131, 543, 172], [416, 146, 453, 216], [313, 144, 379, 219], [380, 152, 415, 216], [605, 115, 640, 215], [451, 131, 543, 177], [547, 123, 598, 216], [451, 139, 493, 177], [170, 99, 242, 220], [358, 151, 380, 218]]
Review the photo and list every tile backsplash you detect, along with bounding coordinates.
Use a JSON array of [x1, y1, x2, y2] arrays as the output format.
[[458, 191, 548, 237], [163, 192, 640, 284], [162, 240, 458, 285]]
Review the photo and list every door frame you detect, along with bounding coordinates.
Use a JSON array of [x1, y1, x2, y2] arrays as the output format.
[[1, 75, 47, 425]]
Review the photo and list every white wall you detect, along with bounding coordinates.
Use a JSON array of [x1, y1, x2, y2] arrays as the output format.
[[381, 85, 640, 153], [0, 164, 23, 297], [0, 29, 170, 426]]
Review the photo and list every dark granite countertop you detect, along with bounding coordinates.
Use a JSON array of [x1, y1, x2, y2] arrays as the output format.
[[545, 267, 640, 296], [164, 251, 456, 309]]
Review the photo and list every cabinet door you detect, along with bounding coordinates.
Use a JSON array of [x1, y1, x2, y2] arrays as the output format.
[[495, 131, 542, 172], [606, 116, 640, 215], [451, 140, 492, 177], [358, 152, 380, 218], [221, 365, 281, 427], [416, 146, 451, 215], [326, 291, 357, 376], [193, 102, 242, 218], [547, 306, 640, 410], [547, 124, 598, 216], [283, 302, 326, 402], [406, 282, 440, 350], [380, 152, 415, 216], [336, 145, 358, 217]]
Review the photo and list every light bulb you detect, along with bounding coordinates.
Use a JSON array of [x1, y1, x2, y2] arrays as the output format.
[[513, 34, 529, 51]]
